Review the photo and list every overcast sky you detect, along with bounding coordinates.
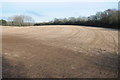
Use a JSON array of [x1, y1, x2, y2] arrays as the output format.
[[0, 1, 118, 22]]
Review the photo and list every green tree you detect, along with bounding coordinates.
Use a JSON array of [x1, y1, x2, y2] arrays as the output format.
[[0, 19, 7, 26]]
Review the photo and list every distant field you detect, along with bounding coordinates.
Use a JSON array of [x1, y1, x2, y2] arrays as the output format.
[[1, 25, 118, 78]]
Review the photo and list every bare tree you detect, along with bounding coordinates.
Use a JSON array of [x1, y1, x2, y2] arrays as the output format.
[[7, 15, 34, 26], [24, 15, 34, 26]]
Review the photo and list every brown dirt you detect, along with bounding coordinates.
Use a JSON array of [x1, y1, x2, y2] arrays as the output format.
[[1, 25, 118, 78]]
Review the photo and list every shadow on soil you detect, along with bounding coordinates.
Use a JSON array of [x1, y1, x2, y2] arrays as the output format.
[[2, 56, 28, 78]]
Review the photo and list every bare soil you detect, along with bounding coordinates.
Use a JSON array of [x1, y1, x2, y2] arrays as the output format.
[[1, 25, 118, 78]]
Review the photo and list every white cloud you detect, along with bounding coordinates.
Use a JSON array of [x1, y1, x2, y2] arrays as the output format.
[[0, 0, 119, 2]]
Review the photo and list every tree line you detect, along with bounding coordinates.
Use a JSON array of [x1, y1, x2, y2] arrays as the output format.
[[34, 9, 119, 29], [0, 15, 34, 26], [0, 9, 119, 29]]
